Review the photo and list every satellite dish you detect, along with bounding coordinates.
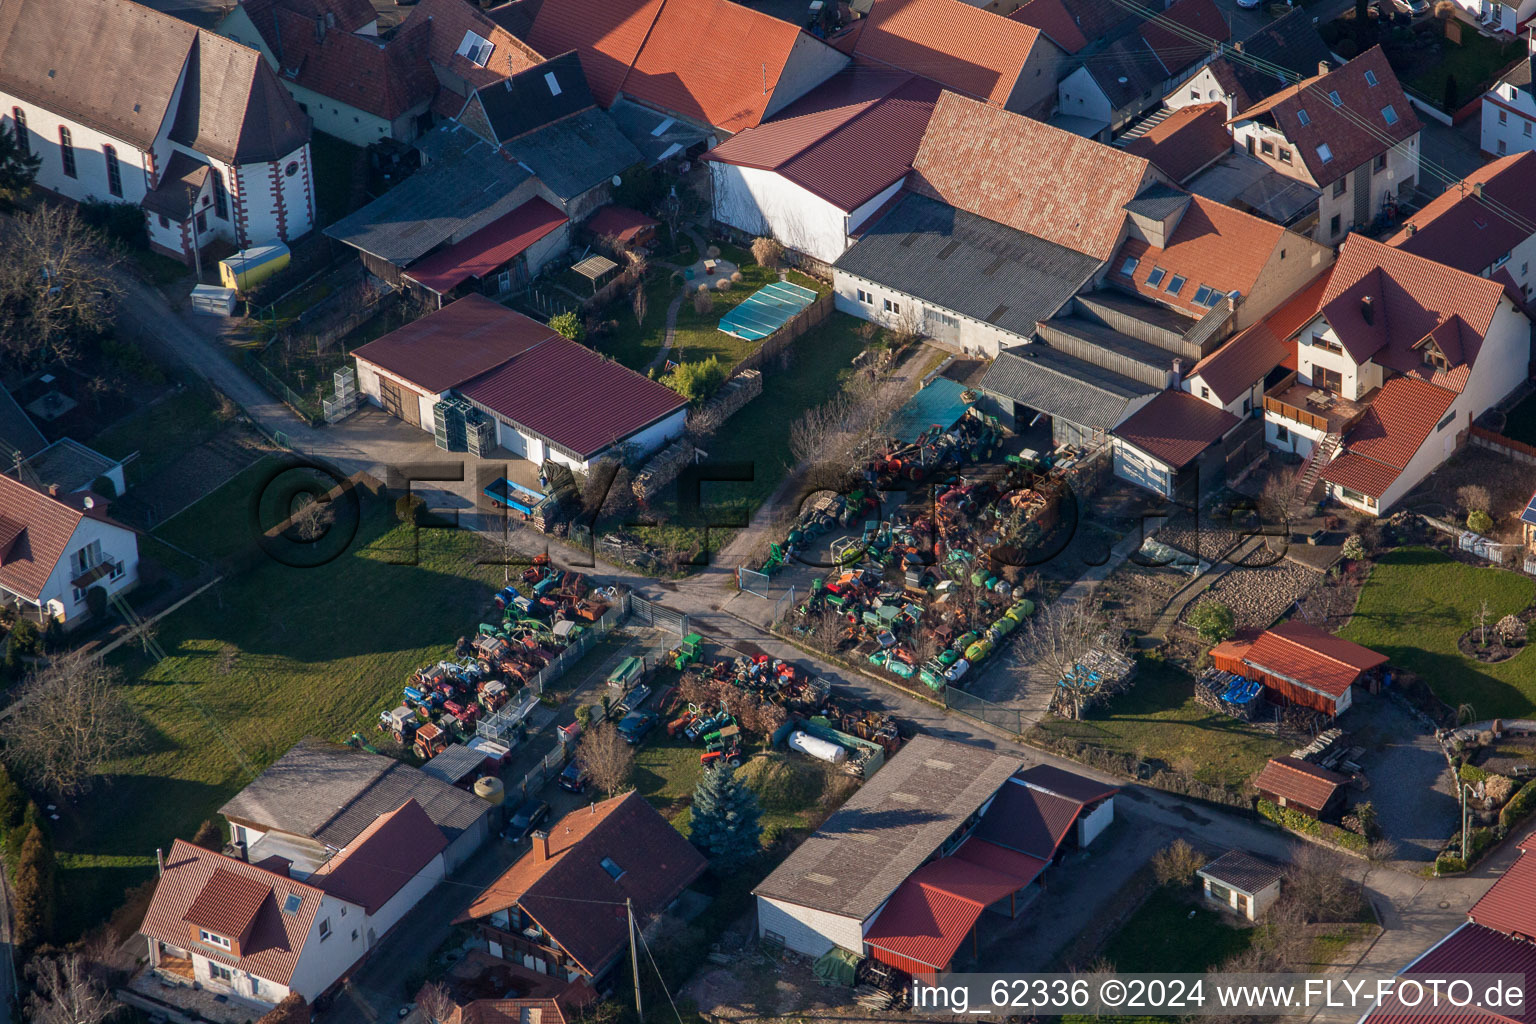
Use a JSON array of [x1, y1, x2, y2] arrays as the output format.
[[612, 175, 622, 186], [1118, 76, 1129, 84]]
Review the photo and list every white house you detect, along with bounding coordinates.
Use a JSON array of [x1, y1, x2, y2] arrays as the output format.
[[0, 473, 138, 629], [1264, 234, 1531, 513], [351, 295, 687, 472], [1197, 850, 1284, 921], [140, 801, 447, 1012], [1482, 49, 1536, 157], [0, 0, 315, 263], [703, 69, 938, 268], [1227, 47, 1420, 244], [1163, 9, 1335, 119]]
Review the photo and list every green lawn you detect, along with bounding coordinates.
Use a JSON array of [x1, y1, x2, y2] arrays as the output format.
[[1405, 31, 1524, 110], [90, 386, 232, 486], [1031, 660, 1295, 789], [52, 459, 498, 939], [1339, 547, 1536, 718], [1098, 884, 1254, 973]]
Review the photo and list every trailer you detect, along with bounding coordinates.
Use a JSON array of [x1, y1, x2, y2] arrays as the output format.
[[484, 477, 547, 516], [218, 242, 290, 293]]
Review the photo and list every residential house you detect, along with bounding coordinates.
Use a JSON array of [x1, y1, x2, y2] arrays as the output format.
[[462, 791, 706, 986], [350, 295, 687, 471], [1008, 0, 1134, 56], [140, 802, 447, 1011], [1197, 850, 1284, 920], [1388, 151, 1536, 301], [1449, 0, 1535, 37], [218, 737, 495, 874], [0, 391, 47, 467], [523, 0, 849, 136], [1210, 620, 1387, 715], [1483, 44, 1536, 157], [0, 0, 314, 262], [834, 91, 1161, 359], [1264, 234, 1530, 513], [1227, 47, 1421, 244], [756, 738, 1116, 977], [1122, 103, 1233, 185], [1109, 390, 1241, 499], [703, 67, 939, 267], [446, 987, 598, 1024], [0, 473, 138, 629], [1166, 8, 1334, 119], [1055, 0, 1230, 138], [842, 0, 1064, 120], [1254, 756, 1348, 819], [1362, 830, 1536, 1024]]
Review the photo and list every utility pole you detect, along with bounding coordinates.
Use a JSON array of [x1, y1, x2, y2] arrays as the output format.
[[628, 897, 644, 1020]]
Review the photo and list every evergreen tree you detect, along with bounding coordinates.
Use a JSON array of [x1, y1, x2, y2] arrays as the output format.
[[0, 122, 39, 208], [191, 819, 224, 850], [13, 823, 56, 950], [689, 764, 761, 869], [0, 762, 25, 832]]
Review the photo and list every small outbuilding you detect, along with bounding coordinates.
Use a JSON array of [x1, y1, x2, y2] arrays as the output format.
[[1255, 755, 1348, 820], [1197, 849, 1284, 920], [1211, 621, 1388, 716]]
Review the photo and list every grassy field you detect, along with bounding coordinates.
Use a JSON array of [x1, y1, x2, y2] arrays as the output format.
[[90, 386, 233, 486], [1098, 884, 1254, 972], [1339, 547, 1536, 718], [1031, 660, 1295, 788], [1403, 31, 1524, 111], [51, 459, 498, 939]]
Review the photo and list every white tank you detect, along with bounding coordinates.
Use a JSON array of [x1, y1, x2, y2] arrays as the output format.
[[473, 776, 505, 805], [789, 730, 847, 764]]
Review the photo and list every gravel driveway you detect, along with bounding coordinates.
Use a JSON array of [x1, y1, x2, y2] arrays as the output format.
[[1354, 696, 1459, 862]]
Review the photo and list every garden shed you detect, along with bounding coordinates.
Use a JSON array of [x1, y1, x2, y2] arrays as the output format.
[[1255, 755, 1347, 820], [1197, 849, 1284, 920], [1211, 621, 1386, 716]]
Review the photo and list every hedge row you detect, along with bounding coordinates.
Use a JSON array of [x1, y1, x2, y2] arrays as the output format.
[[1257, 799, 1368, 853], [1501, 779, 1536, 830]]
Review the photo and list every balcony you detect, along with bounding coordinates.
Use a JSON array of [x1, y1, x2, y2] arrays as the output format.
[[1264, 375, 1375, 435], [479, 923, 579, 974]]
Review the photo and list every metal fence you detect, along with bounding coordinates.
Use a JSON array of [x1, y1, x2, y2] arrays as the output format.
[[630, 594, 689, 636], [737, 567, 772, 598], [244, 352, 320, 425], [943, 684, 1026, 736], [772, 584, 797, 626]]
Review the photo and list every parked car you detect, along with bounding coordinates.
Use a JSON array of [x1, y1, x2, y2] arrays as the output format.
[[617, 709, 659, 745], [558, 760, 587, 793], [617, 683, 652, 714], [503, 798, 550, 843]]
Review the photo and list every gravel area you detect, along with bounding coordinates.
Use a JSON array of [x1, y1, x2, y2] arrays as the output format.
[[1180, 559, 1321, 631], [1154, 515, 1243, 563]]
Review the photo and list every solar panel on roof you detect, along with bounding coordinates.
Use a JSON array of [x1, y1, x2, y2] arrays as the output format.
[[1521, 493, 1536, 526]]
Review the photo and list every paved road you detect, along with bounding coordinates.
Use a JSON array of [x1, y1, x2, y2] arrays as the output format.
[[130, 278, 1512, 1014]]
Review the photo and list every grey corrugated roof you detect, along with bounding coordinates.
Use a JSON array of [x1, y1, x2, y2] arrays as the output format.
[[1198, 849, 1285, 893], [325, 127, 532, 266], [979, 344, 1157, 431], [753, 736, 1020, 921], [505, 106, 642, 202], [420, 743, 489, 785], [1123, 182, 1191, 221], [219, 737, 491, 849], [834, 193, 1101, 341]]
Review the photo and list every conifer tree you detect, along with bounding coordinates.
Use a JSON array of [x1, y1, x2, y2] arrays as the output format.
[[689, 764, 761, 868]]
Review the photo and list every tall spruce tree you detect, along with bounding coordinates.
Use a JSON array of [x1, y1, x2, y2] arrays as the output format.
[[689, 764, 761, 868], [0, 122, 39, 208], [13, 823, 55, 951]]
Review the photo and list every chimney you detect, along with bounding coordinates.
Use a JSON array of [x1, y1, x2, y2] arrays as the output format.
[[156, 847, 164, 876], [1318, 59, 1330, 75], [1171, 357, 1184, 388], [47, 483, 59, 497], [1360, 295, 1375, 325], [531, 829, 550, 861], [1406, 222, 1417, 236], [1473, 181, 1485, 198]]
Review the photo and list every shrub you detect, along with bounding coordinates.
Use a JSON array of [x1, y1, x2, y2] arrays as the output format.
[[714, 276, 732, 291], [1435, 854, 1467, 874], [1467, 508, 1494, 534], [1486, 773, 1516, 805], [1341, 535, 1368, 561], [257, 994, 309, 1024], [664, 356, 726, 402], [735, 754, 826, 812], [1460, 762, 1488, 784], [395, 493, 425, 524], [1500, 779, 1536, 829], [1187, 599, 1236, 644], [0, 765, 23, 833], [750, 236, 783, 269], [1458, 484, 1491, 513], [12, 823, 55, 950], [191, 819, 224, 850], [574, 704, 593, 730], [1151, 838, 1205, 885], [78, 198, 147, 249], [692, 288, 714, 315], [549, 311, 585, 342], [730, 270, 743, 283], [1497, 615, 1526, 645]]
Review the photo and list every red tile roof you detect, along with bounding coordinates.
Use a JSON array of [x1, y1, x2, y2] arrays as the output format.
[[1228, 46, 1418, 188], [1243, 621, 1387, 699], [258, 6, 436, 121], [458, 334, 687, 459], [1365, 923, 1536, 1024], [1123, 103, 1232, 184], [402, 197, 568, 295], [1319, 233, 1508, 367], [1467, 836, 1536, 940], [403, 0, 545, 95], [909, 91, 1150, 260], [1141, 0, 1228, 71], [703, 74, 939, 211], [619, 0, 827, 133], [311, 799, 447, 915], [526, 0, 663, 107], [183, 868, 273, 943], [1114, 195, 1288, 317], [854, 0, 1044, 108], [1112, 389, 1239, 469], [142, 840, 325, 985], [1320, 376, 1457, 500], [1255, 756, 1346, 811], [1389, 152, 1536, 276], [0, 474, 93, 603], [1187, 271, 1330, 405], [1007, 0, 1128, 53], [464, 792, 705, 976], [585, 204, 658, 244], [863, 855, 1028, 970], [352, 293, 556, 394]]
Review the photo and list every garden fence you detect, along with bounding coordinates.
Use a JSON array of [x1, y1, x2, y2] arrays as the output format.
[[243, 353, 320, 425], [944, 683, 1025, 736], [731, 292, 834, 376]]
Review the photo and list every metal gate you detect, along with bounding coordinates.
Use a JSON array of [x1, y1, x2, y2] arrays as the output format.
[[631, 595, 689, 636], [737, 567, 772, 598], [772, 585, 797, 625]]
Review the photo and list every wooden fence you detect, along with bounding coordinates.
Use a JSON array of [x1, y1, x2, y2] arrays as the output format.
[[731, 290, 835, 376]]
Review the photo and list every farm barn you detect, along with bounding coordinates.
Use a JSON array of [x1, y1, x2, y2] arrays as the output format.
[[1211, 621, 1386, 717]]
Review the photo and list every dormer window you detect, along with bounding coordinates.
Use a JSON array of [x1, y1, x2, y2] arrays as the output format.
[[1119, 256, 1138, 276], [456, 30, 493, 67], [1364, 69, 1378, 86], [1297, 108, 1311, 126], [1146, 266, 1167, 288], [1423, 349, 1449, 370], [199, 929, 232, 949]]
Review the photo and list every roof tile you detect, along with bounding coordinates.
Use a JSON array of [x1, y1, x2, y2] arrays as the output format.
[[1254, 756, 1346, 810], [1124, 103, 1232, 184], [1111, 388, 1239, 468], [854, 0, 1043, 107]]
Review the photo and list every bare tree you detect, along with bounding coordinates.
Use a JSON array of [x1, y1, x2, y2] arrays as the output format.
[[416, 981, 456, 1024], [577, 722, 635, 797], [1458, 484, 1491, 513], [25, 952, 119, 1024], [631, 280, 649, 327], [0, 205, 123, 371], [1150, 839, 1206, 885], [1478, 598, 1492, 647], [287, 493, 334, 543], [1284, 845, 1362, 923], [0, 652, 145, 796], [1022, 594, 1118, 720]]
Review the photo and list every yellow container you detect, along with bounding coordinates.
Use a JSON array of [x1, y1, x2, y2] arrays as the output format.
[[218, 242, 290, 293]]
